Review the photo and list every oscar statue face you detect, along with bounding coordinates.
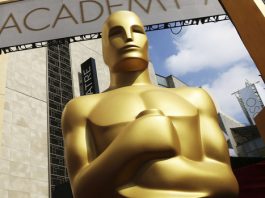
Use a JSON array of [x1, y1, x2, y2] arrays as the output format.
[[102, 11, 149, 72]]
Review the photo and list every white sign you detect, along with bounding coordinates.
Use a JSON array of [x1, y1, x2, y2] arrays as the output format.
[[0, 0, 225, 48], [238, 84, 264, 124]]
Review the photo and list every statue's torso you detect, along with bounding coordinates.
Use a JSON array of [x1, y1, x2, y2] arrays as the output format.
[[89, 85, 200, 158], [79, 85, 236, 197]]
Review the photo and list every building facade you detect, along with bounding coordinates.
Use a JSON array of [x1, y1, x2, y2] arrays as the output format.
[[231, 125, 265, 157], [0, 47, 48, 198]]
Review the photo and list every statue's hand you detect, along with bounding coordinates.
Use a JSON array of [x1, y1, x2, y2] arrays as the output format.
[[113, 109, 179, 186], [123, 109, 179, 160], [111, 109, 179, 186]]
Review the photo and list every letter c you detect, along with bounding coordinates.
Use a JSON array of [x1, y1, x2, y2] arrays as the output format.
[[24, 8, 50, 31]]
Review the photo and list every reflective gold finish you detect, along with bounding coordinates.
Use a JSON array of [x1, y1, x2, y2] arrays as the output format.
[[0, 0, 20, 5], [62, 11, 239, 198]]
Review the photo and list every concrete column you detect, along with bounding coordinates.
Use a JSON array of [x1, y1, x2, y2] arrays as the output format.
[[0, 54, 7, 150]]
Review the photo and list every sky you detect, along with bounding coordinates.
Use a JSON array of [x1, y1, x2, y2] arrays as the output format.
[[146, 20, 265, 125]]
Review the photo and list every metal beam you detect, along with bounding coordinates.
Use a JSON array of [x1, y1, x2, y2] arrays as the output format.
[[0, 15, 229, 54], [219, 0, 265, 82]]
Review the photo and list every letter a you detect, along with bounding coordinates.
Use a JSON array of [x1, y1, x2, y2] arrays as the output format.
[[52, 4, 79, 28], [0, 13, 22, 34]]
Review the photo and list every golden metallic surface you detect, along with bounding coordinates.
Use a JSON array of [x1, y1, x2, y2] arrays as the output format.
[[62, 11, 239, 198], [0, 0, 20, 5]]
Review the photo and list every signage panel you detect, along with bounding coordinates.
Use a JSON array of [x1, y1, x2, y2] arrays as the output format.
[[81, 58, 99, 95], [0, 0, 225, 48], [238, 85, 264, 124]]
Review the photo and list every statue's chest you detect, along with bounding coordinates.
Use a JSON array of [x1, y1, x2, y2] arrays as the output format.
[[89, 89, 198, 126]]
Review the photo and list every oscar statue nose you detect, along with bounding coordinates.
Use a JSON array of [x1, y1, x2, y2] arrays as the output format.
[[124, 28, 133, 42]]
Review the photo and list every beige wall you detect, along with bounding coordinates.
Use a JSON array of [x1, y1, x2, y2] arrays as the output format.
[[0, 48, 49, 198], [0, 55, 7, 154]]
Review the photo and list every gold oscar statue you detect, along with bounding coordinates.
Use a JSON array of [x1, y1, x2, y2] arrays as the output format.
[[62, 11, 239, 198]]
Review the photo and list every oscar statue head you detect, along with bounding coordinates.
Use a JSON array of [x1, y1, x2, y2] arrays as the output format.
[[102, 11, 149, 72]]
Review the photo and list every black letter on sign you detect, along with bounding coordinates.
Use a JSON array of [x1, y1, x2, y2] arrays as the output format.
[[81, 58, 99, 95], [0, 14, 22, 34], [24, 8, 50, 31], [80, 1, 104, 23], [52, 4, 79, 28], [106, 0, 123, 15]]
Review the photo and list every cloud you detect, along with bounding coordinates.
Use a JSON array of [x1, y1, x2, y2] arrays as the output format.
[[161, 20, 265, 123], [202, 63, 264, 122], [165, 21, 250, 76]]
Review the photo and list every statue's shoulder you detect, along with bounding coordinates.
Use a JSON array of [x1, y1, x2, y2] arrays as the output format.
[[171, 87, 216, 111], [62, 94, 100, 125], [65, 94, 99, 112]]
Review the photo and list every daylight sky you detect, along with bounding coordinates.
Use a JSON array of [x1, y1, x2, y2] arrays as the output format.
[[147, 20, 265, 125]]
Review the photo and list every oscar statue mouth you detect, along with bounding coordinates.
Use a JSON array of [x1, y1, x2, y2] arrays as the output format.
[[121, 44, 139, 51]]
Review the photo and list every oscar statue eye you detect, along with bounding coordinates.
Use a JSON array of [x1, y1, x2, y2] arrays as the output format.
[[132, 25, 145, 34], [109, 26, 123, 38]]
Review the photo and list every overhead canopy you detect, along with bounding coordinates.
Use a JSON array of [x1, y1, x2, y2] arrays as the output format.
[[0, 0, 225, 48]]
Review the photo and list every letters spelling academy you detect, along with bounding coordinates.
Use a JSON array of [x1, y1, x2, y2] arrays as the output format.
[[0, 0, 209, 34]]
